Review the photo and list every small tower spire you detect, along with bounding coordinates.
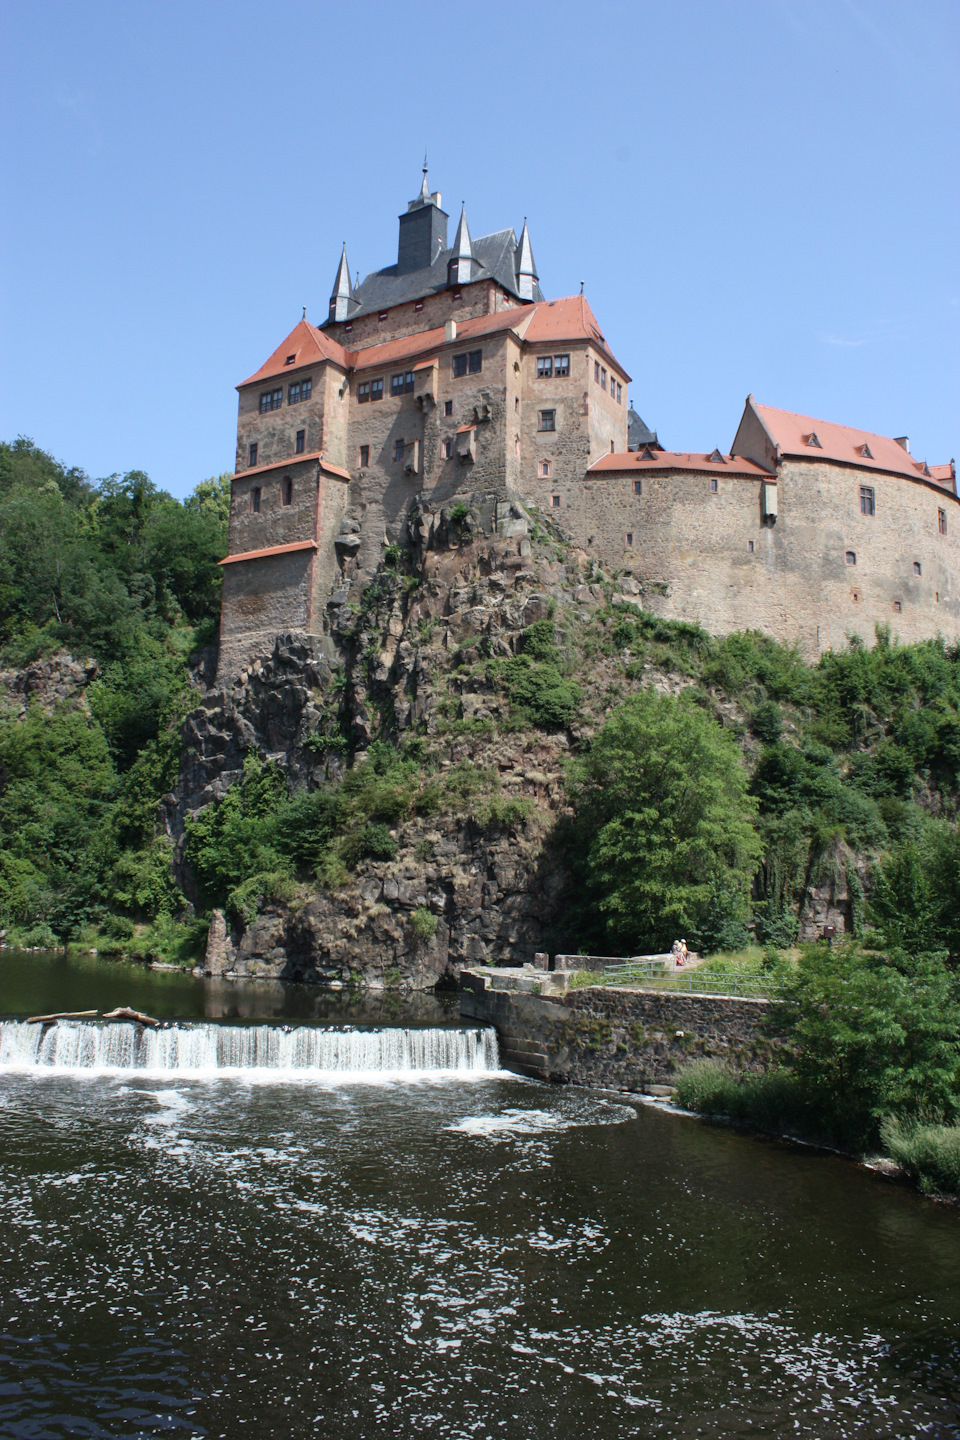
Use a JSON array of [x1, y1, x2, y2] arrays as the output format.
[[418, 152, 430, 201], [514, 217, 539, 301], [329, 242, 358, 323], [448, 202, 476, 286]]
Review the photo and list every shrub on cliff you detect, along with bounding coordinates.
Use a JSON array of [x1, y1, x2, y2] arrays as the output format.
[[565, 690, 761, 954]]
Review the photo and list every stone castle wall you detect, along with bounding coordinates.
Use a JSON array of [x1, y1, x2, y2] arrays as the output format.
[[579, 458, 960, 656]]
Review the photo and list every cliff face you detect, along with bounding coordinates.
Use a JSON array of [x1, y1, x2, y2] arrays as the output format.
[[168, 495, 583, 987]]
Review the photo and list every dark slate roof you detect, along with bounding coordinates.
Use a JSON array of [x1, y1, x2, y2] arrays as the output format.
[[627, 408, 658, 451], [330, 228, 543, 324]]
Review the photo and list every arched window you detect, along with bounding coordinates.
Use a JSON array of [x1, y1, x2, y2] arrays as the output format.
[[281, 477, 293, 506], [845, 551, 856, 566]]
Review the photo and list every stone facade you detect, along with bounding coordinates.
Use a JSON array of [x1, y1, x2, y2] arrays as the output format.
[[216, 175, 955, 680]]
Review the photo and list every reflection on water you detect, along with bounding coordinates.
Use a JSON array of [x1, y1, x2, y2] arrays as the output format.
[[0, 948, 460, 1025], [2, 1062, 960, 1438]]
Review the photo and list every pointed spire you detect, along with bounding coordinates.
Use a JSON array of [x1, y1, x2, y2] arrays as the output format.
[[514, 217, 539, 301], [418, 152, 430, 201], [448, 203, 476, 285], [329, 242, 358, 323]]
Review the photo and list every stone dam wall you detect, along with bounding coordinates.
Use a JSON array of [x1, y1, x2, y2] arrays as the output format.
[[460, 969, 777, 1092]]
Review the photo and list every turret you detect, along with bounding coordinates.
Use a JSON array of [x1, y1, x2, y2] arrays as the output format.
[[328, 243, 358, 323], [514, 218, 539, 302], [447, 203, 477, 286]]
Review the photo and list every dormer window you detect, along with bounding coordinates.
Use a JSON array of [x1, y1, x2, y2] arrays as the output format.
[[805, 432, 822, 448], [285, 354, 296, 365], [858, 443, 874, 459]]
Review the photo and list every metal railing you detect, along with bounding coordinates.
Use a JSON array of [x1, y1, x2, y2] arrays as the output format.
[[600, 961, 782, 998]]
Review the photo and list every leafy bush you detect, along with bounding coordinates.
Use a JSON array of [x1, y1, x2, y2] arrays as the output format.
[[409, 907, 437, 942]]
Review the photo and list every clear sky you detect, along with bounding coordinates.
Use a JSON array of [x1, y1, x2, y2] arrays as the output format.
[[1, 0, 957, 497]]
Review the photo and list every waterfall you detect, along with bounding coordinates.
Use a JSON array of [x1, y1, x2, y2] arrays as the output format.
[[0, 1019, 500, 1077]]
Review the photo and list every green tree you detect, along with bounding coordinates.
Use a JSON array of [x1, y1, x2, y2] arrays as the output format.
[[566, 691, 761, 953]]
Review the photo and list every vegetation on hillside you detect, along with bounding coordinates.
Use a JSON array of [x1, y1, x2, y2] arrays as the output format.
[[0, 437, 229, 952]]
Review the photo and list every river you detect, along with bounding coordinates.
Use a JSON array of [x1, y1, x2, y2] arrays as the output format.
[[2, 952, 959, 1438]]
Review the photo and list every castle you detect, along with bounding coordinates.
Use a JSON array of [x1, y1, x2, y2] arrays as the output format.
[[217, 169, 957, 679]]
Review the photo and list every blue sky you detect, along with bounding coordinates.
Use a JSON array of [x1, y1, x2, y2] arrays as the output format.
[[1, 0, 956, 497]]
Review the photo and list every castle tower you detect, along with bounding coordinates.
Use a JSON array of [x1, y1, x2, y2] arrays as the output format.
[[447, 203, 478, 286], [328, 243, 358, 323], [396, 164, 448, 274], [514, 219, 539, 303]]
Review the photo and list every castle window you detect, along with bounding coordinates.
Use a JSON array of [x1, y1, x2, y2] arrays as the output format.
[[444, 438, 453, 459], [515, 396, 520, 412], [358, 382, 370, 404], [391, 371, 415, 396], [626, 532, 633, 547], [634, 479, 642, 495], [914, 561, 922, 576], [555, 354, 570, 376], [540, 460, 552, 478], [453, 291, 462, 301], [415, 302, 423, 311], [453, 353, 467, 377], [601, 367, 607, 391], [282, 477, 292, 506], [285, 354, 296, 365], [845, 551, 857, 566], [251, 486, 261, 514], [379, 311, 388, 322], [451, 349, 482, 377], [295, 429, 305, 454], [616, 382, 622, 403], [710, 477, 718, 493], [939, 507, 948, 535], [444, 400, 453, 416], [860, 485, 875, 516], [552, 495, 561, 508], [610, 440, 615, 453], [259, 388, 282, 413], [287, 377, 312, 404], [537, 356, 553, 378], [852, 590, 860, 602], [359, 445, 369, 467], [249, 442, 258, 467], [937, 592, 940, 603], [594, 361, 600, 383], [538, 410, 556, 432], [370, 378, 383, 401], [748, 540, 755, 552], [344, 323, 353, 332], [394, 439, 405, 462], [893, 599, 902, 613]]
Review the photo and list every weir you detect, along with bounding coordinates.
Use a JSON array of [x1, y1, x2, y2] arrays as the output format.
[[0, 1019, 500, 1077]]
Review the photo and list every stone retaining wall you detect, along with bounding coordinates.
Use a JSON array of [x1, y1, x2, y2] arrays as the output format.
[[460, 970, 778, 1091]]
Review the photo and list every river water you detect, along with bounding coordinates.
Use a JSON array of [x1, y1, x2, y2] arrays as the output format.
[[2, 953, 960, 1438]]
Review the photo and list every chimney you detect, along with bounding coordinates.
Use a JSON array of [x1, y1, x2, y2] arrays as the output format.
[[894, 436, 910, 453], [445, 319, 457, 342]]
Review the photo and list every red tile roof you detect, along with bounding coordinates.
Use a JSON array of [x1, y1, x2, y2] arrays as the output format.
[[752, 403, 954, 491], [521, 295, 630, 379], [588, 450, 774, 478], [238, 318, 350, 388], [238, 297, 630, 390], [219, 539, 318, 567], [231, 452, 351, 482]]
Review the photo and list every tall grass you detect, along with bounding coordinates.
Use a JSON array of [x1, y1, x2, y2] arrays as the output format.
[[881, 1117, 960, 1195], [673, 1058, 871, 1146]]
